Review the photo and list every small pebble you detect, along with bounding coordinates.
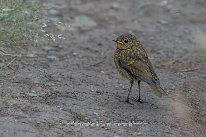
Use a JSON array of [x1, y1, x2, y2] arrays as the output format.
[[44, 46, 53, 51], [47, 55, 59, 61], [93, 112, 99, 116], [57, 106, 64, 110], [157, 20, 168, 25], [73, 0, 81, 4], [171, 8, 181, 14], [149, 36, 154, 40], [26, 53, 35, 57], [72, 15, 97, 30], [39, 19, 47, 25], [26, 93, 37, 97], [49, 9, 60, 16], [72, 52, 77, 56], [41, 23, 47, 28], [184, 29, 189, 33], [49, 17, 60, 24], [166, 5, 181, 14], [111, 3, 119, 9], [159, 0, 168, 6]]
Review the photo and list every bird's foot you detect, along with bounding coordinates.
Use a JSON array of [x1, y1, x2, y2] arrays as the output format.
[[119, 97, 134, 105], [125, 99, 134, 105], [137, 98, 143, 104], [131, 97, 146, 104]]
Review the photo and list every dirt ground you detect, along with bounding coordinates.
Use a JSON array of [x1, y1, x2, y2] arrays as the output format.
[[0, 0, 206, 136]]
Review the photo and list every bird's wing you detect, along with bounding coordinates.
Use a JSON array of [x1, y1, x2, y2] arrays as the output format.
[[118, 45, 159, 84], [135, 45, 159, 81]]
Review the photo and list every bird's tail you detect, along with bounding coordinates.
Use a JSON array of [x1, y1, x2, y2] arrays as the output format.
[[149, 83, 167, 97]]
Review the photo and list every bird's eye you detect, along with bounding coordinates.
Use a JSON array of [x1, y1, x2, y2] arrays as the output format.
[[124, 39, 129, 43]]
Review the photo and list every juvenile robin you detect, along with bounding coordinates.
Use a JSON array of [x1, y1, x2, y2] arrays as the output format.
[[113, 33, 166, 103]]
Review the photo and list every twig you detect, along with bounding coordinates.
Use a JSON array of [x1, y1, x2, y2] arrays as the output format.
[[0, 50, 17, 57], [180, 68, 199, 72], [4, 58, 16, 68]]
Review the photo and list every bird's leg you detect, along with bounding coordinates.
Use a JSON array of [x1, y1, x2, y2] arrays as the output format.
[[137, 80, 143, 103], [126, 79, 134, 102]]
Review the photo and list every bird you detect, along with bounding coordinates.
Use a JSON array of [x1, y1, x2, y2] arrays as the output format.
[[113, 33, 166, 103]]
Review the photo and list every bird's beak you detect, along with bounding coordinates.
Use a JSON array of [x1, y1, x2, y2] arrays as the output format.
[[112, 40, 117, 43], [112, 40, 123, 45]]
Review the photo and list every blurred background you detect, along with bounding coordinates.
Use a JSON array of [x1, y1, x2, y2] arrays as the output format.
[[0, 0, 205, 136]]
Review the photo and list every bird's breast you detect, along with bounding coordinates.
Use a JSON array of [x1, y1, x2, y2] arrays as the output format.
[[114, 50, 133, 81]]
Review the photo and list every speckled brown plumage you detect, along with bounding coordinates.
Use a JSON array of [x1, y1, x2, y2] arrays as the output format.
[[113, 33, 166, 103]]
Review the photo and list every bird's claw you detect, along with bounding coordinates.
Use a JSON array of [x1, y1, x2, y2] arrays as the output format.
[[119, 97, 134, 105], [131, 97, 146, 104], [137, 98, 143, 103]]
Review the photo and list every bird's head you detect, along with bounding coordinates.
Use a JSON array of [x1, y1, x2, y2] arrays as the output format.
[[113, 33, 139, 50]]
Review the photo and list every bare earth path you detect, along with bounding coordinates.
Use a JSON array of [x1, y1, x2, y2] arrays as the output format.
[[0, 0, 206, 137]]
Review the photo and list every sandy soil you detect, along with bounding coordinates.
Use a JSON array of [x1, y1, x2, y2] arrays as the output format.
[[0, 0, 206, 137]]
